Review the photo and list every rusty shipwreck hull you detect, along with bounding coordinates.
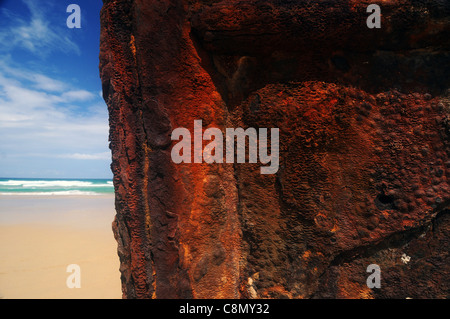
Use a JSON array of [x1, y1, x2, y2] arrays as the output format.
[[99, 0, 450, 299]]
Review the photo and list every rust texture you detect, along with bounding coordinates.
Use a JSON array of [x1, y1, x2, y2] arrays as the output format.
[[99, 0, 450, 298]]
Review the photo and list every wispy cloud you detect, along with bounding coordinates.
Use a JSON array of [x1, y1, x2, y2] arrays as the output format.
[[0, 62, 109, 163], [62, 90, 95, 101], [57, 152, 111, 160], [0, 60, 67, 92], [31, 74, 67, 92], [0, 0, 80, 57], [0, 0, 109, 178]]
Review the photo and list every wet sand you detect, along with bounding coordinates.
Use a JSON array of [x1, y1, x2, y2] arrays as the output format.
[[0, 195, 121, 299]]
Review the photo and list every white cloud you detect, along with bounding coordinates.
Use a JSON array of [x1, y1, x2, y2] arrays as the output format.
[[0, 1, 109, 178], [62, 90, 95, 101], [0, 64, 109, 164], [31, 74, 67, 92], [0, 0, 80, 57], [0, 59, 67, 92], [58, 152, 111, 160]]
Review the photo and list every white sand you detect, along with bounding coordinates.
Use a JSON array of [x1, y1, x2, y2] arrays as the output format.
[[0, 195, 121, 299]]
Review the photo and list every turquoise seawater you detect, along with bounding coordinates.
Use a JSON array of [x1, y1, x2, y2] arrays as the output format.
[[0, 178, 114, 196]]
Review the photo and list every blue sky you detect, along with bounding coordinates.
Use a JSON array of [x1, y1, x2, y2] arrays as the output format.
[[0, 0, 112, 179]]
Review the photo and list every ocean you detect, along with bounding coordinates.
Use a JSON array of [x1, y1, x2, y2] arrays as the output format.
[[0, 178, 114, 196]]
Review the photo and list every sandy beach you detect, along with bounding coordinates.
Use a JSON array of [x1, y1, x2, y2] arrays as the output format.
[[0, 195, 121, 299]]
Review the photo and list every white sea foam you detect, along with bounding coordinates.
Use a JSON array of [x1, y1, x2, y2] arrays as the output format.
[[0, 180, 112, 188], [0, 190, 101, 196]]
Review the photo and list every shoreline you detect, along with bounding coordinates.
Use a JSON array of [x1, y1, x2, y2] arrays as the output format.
[[0, 193, 114, 200]]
